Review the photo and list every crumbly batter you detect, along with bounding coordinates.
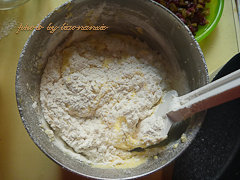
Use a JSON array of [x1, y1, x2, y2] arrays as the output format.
[[40, 33, 179, 167]]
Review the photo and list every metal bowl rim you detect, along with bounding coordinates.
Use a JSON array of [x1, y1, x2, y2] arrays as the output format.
[[15, 0, 209, 179]]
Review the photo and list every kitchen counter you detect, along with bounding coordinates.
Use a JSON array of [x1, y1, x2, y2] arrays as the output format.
[[0, 0, 239, 180]]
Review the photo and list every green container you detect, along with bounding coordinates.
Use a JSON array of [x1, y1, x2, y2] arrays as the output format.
[[195, 0, 224, 42]]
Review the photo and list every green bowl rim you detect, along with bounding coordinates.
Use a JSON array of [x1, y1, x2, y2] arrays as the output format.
[[195, 0, 224, 42]]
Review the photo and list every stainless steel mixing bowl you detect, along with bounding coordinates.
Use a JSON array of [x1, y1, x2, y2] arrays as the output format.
[[15, 0, 208, 179]]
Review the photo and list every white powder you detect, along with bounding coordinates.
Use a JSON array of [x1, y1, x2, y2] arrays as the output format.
[[40, 33, 179, 166], [0, 18, 16, 40], [32, 101, 37, 109]]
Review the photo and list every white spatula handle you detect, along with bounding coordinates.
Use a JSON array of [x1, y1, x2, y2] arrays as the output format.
[[168, 69, 240, 122]]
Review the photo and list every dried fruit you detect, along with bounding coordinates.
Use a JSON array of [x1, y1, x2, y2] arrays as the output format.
[[155, 0, 211, 35]]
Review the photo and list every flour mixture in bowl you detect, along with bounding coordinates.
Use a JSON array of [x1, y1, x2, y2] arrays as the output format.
[[40, 33, 181, 168]]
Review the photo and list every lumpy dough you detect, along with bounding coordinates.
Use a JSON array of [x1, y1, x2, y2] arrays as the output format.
[[40, 33, 179, 167]]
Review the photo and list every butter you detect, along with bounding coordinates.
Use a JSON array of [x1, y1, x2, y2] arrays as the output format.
[[61, 48, 74, 73], [113, 117, 146, 150], [135, 71, 144, 77], [103, 58, 112, 68], [93, 156, 147, 169]]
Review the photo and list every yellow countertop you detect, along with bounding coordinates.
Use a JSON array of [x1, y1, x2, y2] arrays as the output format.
[[0, 0, 239, 180]]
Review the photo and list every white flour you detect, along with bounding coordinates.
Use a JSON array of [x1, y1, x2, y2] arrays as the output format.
[[0, 18, 16, 40], [40, 33, 179, 167]]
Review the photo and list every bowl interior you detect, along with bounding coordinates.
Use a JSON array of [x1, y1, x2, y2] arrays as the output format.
[[16, 0, 208, 179]]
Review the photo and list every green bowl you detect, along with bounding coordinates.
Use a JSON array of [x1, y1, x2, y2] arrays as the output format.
[[195, 0, 224, 42]]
